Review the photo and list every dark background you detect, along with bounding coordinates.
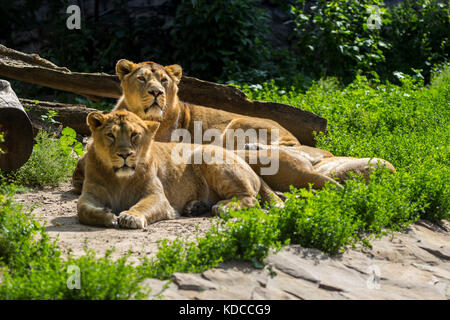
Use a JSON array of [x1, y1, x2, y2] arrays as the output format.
[[0, 0, 448, 99]]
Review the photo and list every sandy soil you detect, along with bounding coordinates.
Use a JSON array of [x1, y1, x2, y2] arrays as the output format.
[[14, 182, 214, 263]]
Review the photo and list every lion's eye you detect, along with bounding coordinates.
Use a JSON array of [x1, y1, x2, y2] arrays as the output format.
[[131, 132, 138, 139], [161, 78, 168, 85], [138, 76, 146, 82], [107, 133, 115, 140]]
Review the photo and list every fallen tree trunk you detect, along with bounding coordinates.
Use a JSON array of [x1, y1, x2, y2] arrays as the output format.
[[20, 99, 98, 137], [178, 77, 326, 147], [0, 44, 327, 146], [0, 80, 34, 171], [0, 45, 120, 101]]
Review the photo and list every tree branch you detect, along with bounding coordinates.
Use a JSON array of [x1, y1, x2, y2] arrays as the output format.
[[0, 44, 327, 146]]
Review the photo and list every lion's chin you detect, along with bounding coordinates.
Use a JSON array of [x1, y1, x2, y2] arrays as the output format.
[[113, 165, 136, 177], [144, 103, 164, 120]]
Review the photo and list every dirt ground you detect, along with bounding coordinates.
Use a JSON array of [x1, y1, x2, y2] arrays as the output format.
[[14, 182, 214, 263]]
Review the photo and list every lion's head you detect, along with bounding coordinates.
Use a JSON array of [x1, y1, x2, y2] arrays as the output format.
[[115, 59, 182, 122], [87, 110, 160, 177]]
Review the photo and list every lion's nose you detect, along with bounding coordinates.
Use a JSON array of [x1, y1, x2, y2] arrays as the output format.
[[117, 152, 132, 160], [149, 89, 162, 97]]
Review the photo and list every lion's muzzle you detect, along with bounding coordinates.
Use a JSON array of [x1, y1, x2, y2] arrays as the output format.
[[144, 102, 162, 114], [113, 164, 136, 177], [113, 164, 136, 172], [113, 152, 137, 176]]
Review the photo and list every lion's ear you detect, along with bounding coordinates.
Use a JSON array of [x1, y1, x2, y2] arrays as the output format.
[[116, 59, 135, 80], [145, 121, 160, 136], [165, 64, 182, 84], [87, 111, 106, 132]]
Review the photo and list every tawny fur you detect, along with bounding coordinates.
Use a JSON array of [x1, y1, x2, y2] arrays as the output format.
[[72, 59, 395, 194], [77, 110, 282, 228]]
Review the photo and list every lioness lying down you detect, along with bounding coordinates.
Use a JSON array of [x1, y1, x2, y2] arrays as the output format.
[[72, 59, 395, 194], [77, 110, 282, 228]]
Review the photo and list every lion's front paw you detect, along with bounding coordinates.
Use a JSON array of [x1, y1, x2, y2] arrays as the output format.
[[212, 200, 241, 216], [117, 211, 147, 229], [211, 203, 234, 216], [183, 200, 211, 217], [104, 208, 118, 228]]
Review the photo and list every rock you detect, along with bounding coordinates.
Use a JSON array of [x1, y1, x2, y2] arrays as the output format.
[[201, 268, 260, 300], [152, 219, 450, 300], [265, 250, 319, 283], [412, 263, 450, 281], [267, 246, 368, 293], [361, 234, 442, 264], [172, 273, 219, 291], [160, 289, 191, 300], [377, 262, 434, 283], [192, 288, 250, 300], [251, 286, 298, 300], [158, 281, 193, 300], [417, 243, 450, 260], [377, 279, 445, 300], [266, 270, 344, 300], [202, 268, 258, 289], [141, 278, 171, 299]]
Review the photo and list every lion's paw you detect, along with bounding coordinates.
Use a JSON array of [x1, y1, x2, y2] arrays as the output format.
[[118, 211, 147, 229], [183, 200, 211, 217], [102, 208, 118, 228], [211, 204, 230, 216]]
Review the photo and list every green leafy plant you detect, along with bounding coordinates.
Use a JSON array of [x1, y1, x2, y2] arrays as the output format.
[[381, 0, 449, 83], [0, 186, 149, 299], [40, 109, 60, 125], [290, 0, 390, 82], [240, 67, 449, 225], [170, 0, 271, 82], [12, 127, 84, 187]]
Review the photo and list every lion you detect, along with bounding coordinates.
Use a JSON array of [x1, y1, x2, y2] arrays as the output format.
[[77, 110, 283, 228], [72, 59, 395, 194]]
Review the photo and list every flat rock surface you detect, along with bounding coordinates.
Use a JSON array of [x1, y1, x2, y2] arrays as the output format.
[[15, 182, 450, 299], [151, 221, 449, 300]]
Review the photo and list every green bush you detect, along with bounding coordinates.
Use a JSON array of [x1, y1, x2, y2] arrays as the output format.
[[290, 0, 390, 82], [289, 0, 449, 84], [5, 0, 272, 83], [381, 0, 449, 83], [12, 127, 84, 187], [241, 67, 449, 225], [0, 183, 34, 263], [0, 185, 149, 299], [140, 206, 283, 279], [170, 0, 272, 82]]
